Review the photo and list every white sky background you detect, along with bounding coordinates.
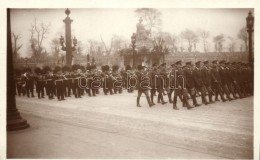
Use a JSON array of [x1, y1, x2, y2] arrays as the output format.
[[10, 8, 252, 57]]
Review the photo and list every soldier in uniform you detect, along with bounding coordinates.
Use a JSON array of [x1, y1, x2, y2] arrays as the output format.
[[157, 63, 168, 104], [229, 62, 243, 98], [71, 64, 82, 98], [167, 64, 175, 103], [193, 61, 209, 105], [184, 61, 201, 107], [15, 69, 26, 96], [224, 62, 238, 99], [136, 65, 154, 107], [44, 66, 54, 99], [34, 67, 45, 99], [62, 66, 72, 97], [201, 60, 214, 103], [219, 60, 233, 101], [211, 60, 227, 102], [172, 61, 193, 110], [24, 68, 35, 98], [112, 65, 123, 94], [54, 66, 65, 101]]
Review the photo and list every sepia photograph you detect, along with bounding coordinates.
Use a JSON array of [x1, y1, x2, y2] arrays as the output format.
[[6, 8, 254, 159]]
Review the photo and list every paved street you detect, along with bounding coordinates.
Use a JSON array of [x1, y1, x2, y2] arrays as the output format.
[[7, 91, 253, 159]]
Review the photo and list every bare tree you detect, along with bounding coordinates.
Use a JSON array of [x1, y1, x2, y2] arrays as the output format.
[[227, 36, 236, 53], [213, 34, 225, 53], [135, 8, 162, 37], [237, 27, 248, 53], [181, 29, 198, 52], [157, 32, 178, 53], [198, 29, 210, 53], [30, 17, 50, 62], [12, 33, 23, 59]]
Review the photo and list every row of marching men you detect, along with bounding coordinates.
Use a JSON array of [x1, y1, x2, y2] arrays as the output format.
[[14, 64, 124, 101], [134, 60, 253, 110]]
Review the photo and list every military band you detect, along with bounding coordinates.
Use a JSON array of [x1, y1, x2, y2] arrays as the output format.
[[14, 60, 253, 110]]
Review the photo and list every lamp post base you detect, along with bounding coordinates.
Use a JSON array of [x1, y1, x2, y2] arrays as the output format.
[[7, 108, 30, 131]]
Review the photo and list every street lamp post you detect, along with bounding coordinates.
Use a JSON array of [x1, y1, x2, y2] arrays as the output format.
[[60, 8, 77, 67], [246, 10, 254, 65], [131, 33, 137, 69], [7, 9, 29, 131]]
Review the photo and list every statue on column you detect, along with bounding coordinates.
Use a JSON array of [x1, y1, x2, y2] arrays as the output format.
[[135, 17, 152, 48]]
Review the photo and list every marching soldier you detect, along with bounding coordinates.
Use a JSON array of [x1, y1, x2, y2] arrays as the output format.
[[184, 61, 201, 107], [224, 62, 238, 99], [219, 60, 233, 101], [172, 60, 193, 110], [72, 64, 82, 98], [136, 65, 154, 107], [211, 60, 227, 102], [24, 68, 35, 98], [54, 66, 65, 101], [44, 66, 55, 100], [193, 61, 209, 105], [34, 67, 45, 99], [201, 60, 214, 103], [62, 66, 72, 97], [112, 65, 123, 94]]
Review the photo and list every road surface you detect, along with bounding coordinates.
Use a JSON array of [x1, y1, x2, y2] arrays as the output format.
[[7, 91, 253, 159]]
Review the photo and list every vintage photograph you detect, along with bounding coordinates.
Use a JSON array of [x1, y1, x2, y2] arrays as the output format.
[[7, 8, 254, 159]]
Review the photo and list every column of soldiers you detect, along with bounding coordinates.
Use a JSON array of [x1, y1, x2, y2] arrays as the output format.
[[14, 60, 253, 110], [134, 60, 253, 109], [14, 64, 125, 101]]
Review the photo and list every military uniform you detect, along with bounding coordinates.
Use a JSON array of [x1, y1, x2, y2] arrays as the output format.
[[136, 65, 153, 107], [184, 61, 200, 107], [201, 60, 214, 103], [172, 61, 193, 110], [193, 61, 209, 105]]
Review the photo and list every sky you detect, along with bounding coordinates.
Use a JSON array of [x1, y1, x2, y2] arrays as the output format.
[[10, 8, 252, 57]]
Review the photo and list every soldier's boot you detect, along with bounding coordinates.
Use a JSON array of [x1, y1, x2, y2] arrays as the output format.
[[215, 93, 219, 101], [184, 97, 193, 110], [145, 95, 154, 107], [173, 96, 179, 110], [160, 95, 168, 105], [192, 96, 201, 107], [220, 92, 227, 102], [137, 97, 142, 107], [31, 92, 35, 98], [157, 94, 161, 103], [150, 94, 155, 105], [168, 93, 173, 103], [202, 94, 209, 105], [209, 93, 214, 103], [179, 95, 183, 102]]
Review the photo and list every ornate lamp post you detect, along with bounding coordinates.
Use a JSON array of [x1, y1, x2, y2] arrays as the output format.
[[60, 8, 77, 67], [246, 10, 254, 65], [131, 33, 137, 68]]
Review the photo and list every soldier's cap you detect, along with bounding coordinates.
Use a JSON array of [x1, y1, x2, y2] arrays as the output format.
[[175, 60, 182, 65], [203, 60, 209, 64], [170, 63, 175, 67], [186, 61, 192, 65], [219, 60, 226, 64], [137, 64, 144, 70], [212, 60, 218, 64], [195, 61, 201, 65]]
